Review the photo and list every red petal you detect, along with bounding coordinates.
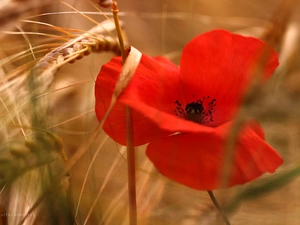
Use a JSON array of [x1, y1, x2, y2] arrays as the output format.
[[116, 56, 223, 135], [180, 30, 279, 126], [95, 55, 180, 145], [146, 121, 283, 190]]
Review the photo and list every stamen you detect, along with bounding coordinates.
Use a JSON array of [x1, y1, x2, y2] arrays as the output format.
[[174, 100, 184, 118]]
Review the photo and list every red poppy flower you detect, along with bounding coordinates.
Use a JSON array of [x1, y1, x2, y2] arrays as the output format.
[[95, 30, 283, 190]]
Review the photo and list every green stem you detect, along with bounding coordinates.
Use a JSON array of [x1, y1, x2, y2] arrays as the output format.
[[207, 191, 231, 225]]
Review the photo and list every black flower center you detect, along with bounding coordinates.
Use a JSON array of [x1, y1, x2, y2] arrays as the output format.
[[174, 96, 217, 124], [185, 102, 204, 123]]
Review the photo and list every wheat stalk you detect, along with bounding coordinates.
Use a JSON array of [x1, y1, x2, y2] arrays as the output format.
[[0, 12, 126, 223]]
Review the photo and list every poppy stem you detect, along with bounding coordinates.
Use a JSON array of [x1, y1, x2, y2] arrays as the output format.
[[112, 1, 137, 225], [207, 191, 231, 225]]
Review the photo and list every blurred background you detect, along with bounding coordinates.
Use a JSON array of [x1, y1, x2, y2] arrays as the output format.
[[1, 0, 300, 224]]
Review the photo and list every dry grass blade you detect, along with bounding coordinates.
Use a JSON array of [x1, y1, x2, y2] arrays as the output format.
[[81, 145, 126, 225], [262, 0, 299, 49], [219, 0, 299, 192], [0, 0, 52, 34], [0, 9, 126, 225], [113, 46, 142, 97]]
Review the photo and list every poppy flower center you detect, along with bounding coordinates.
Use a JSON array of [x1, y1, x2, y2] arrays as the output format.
[[174, 97, 217, 124], [185, 102, 204, 123]]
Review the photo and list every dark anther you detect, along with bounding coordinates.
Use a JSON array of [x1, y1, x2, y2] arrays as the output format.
[[174, 100, 184, 118], [185, 102, 204, 123], [174, 100, 182, 106]]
